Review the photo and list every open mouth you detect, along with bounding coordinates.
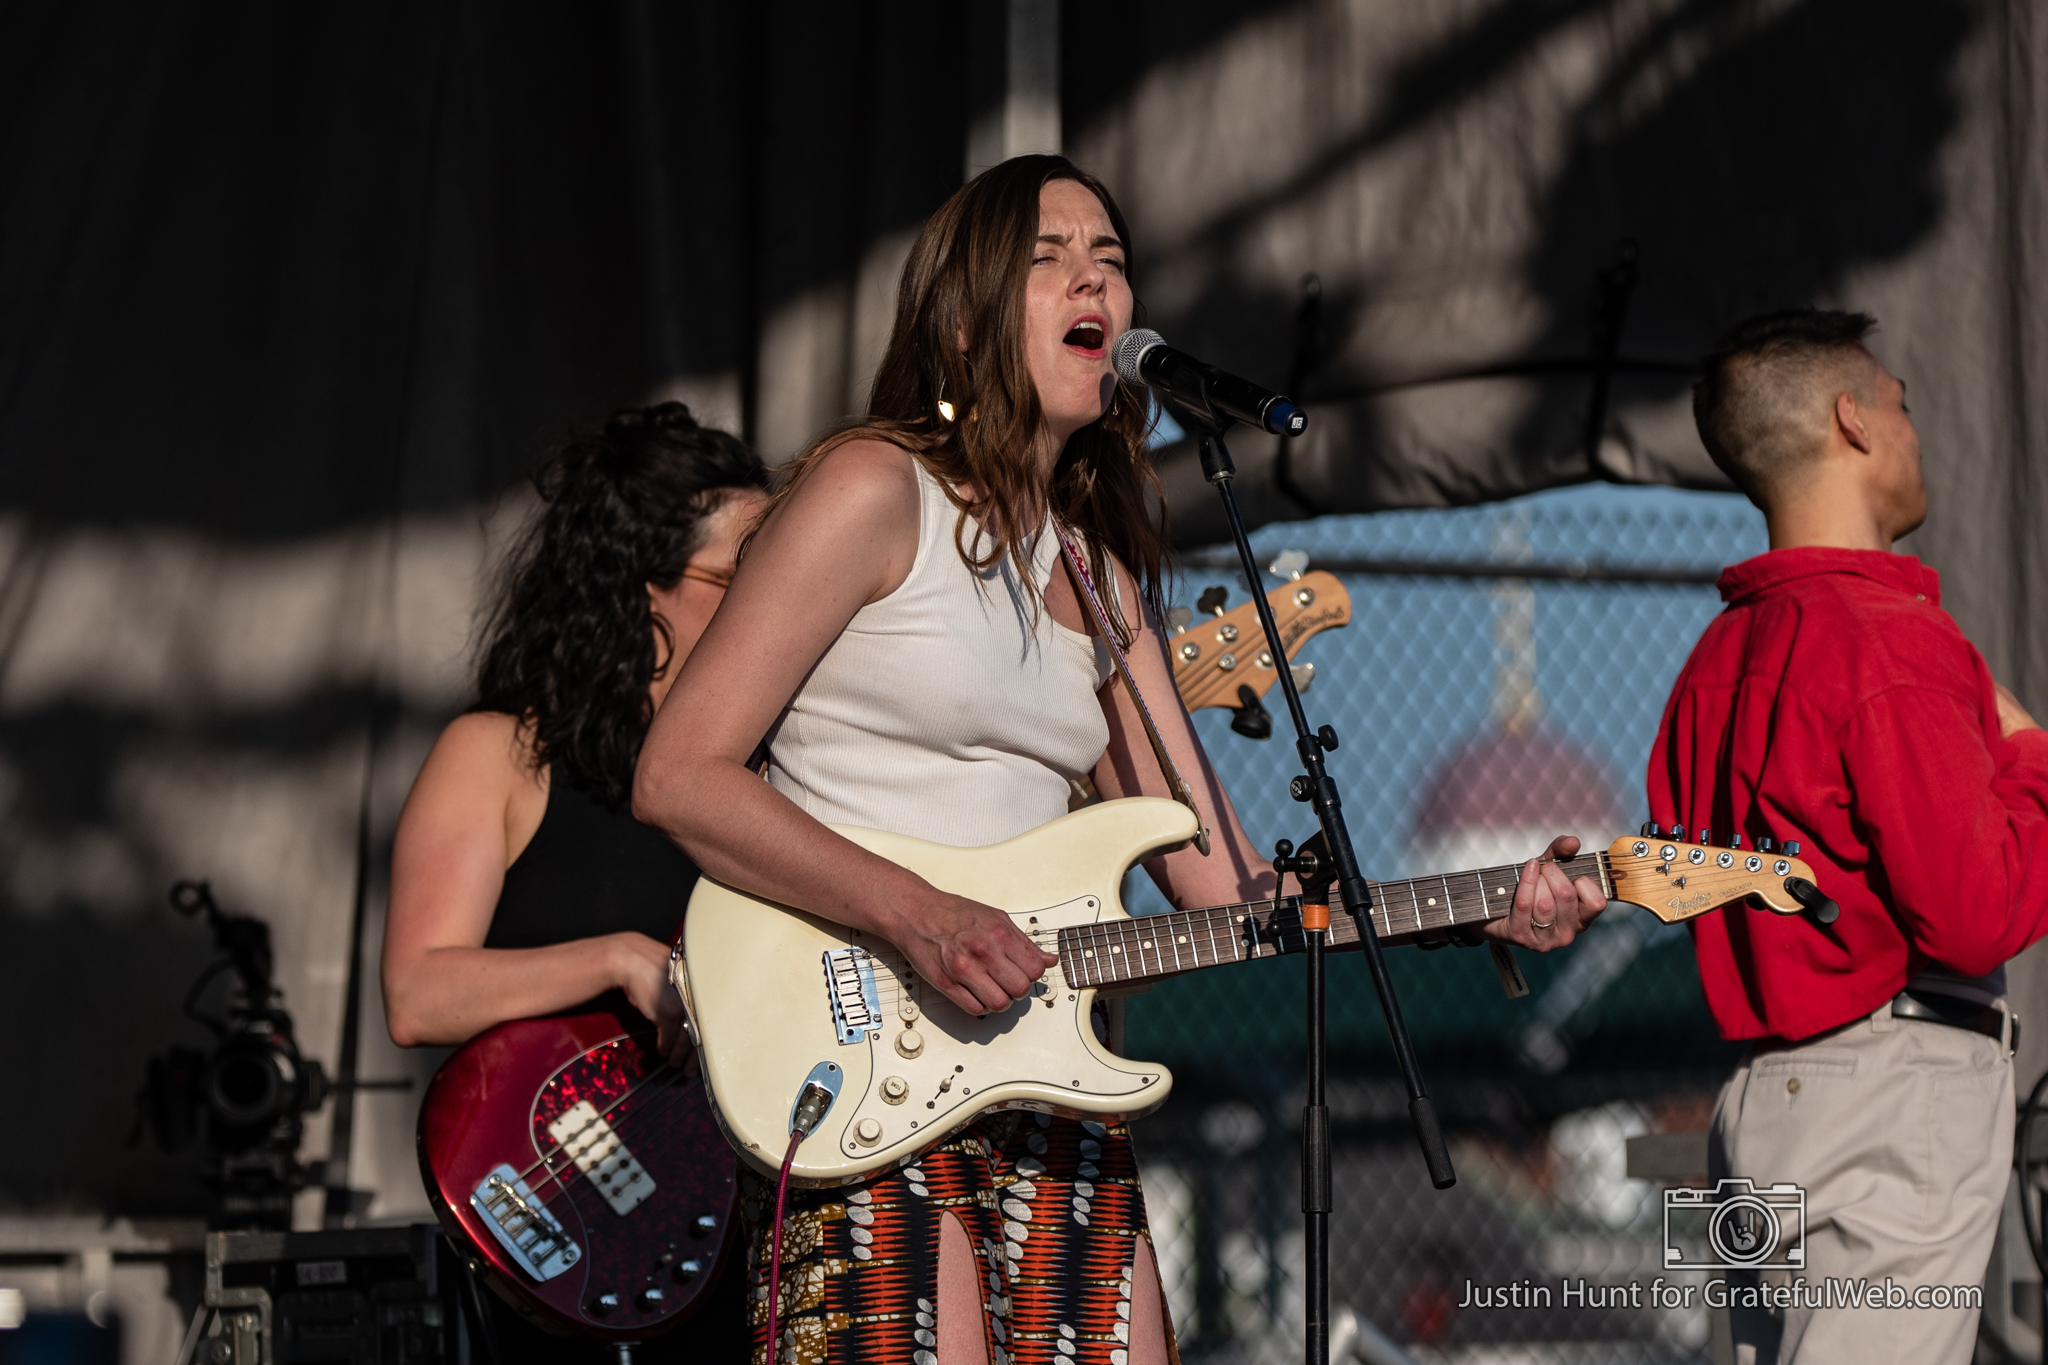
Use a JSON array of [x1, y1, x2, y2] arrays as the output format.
[[1062, 320, 1105, 351]]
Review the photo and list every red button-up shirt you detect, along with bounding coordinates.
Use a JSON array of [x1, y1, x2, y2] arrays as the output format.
[[1646, 547, 2048, 1042]]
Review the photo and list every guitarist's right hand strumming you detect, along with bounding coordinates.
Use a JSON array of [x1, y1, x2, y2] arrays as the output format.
[[886, 887, 1060, 1016]]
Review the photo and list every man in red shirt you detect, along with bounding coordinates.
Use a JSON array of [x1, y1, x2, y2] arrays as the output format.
[[1648, 308, 2048, 1364]]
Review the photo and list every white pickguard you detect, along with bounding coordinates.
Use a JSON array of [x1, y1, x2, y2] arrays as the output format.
[[682, 798, 1198, 1185]]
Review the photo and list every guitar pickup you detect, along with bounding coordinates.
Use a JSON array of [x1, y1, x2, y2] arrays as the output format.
[[548, 1101, 656, 1216], [823, 946, 883, 1045], [470, 1164, 581, 1281]]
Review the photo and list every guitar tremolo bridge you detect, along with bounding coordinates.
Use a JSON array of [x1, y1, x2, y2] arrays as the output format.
[[824, 945, 884, 1044]]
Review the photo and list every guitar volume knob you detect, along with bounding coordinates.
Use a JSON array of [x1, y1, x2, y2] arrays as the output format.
[[895, 1029, 924, 1058], [590, 1292, 621, 1316], [880, 1075, 909, 1103], [639, 1287, 666, 1311], [854, 1117, 884, 1146]]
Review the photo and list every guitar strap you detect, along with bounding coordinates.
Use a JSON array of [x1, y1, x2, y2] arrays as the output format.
[[1053, 522, 1211, 856]]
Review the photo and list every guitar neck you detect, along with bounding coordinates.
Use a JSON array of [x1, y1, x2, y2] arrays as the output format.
[[1057, 852, 1612, 989]]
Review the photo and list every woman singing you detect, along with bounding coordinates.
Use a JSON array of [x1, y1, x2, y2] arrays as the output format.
[[382, 402, 769, 1362], [634, 156, 1603, 1365]]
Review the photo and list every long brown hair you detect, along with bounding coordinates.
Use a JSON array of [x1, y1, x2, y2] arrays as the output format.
[[765, 155, 1165, 643]]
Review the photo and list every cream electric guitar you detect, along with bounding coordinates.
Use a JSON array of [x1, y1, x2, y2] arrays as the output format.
[[678, 798, 1818, 1185]]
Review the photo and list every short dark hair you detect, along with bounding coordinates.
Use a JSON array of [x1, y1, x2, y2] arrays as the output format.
[[474, 402, 768, 810], [1693, 308, 1878, 504]]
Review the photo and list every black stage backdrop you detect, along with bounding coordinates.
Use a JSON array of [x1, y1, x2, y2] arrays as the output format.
[[1, 0, 2044, 1221]]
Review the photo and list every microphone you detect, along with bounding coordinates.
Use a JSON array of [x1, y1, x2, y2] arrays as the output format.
[[1112, 329, 1308, 437]]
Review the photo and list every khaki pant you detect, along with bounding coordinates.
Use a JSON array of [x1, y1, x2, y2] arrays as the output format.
[[1709, 1007, 2013, 1365]]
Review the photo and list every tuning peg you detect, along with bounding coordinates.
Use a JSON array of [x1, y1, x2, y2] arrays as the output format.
[[1268, 549, 1310, 581], [1757, 837, 1774, 853], [1229, 684, 1273, 740], [1291, 662, 1314, 693], [1166, 605, 1193, 635], [1783, 840, 1801, 856], [1641, 821, 1657, 837], [1729, 833, 1743, 849], [1784, 875, 1839, 925], [1197, 586, 1229, 617], [1697, 828, 1710, 844], [1668, 823, 1687, 839]]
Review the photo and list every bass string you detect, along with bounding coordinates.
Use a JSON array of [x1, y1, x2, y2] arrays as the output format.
[[496, 1049, 691, 1194]]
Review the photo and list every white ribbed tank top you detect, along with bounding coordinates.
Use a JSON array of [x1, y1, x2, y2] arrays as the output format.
[[764, 461, 1113, 847]]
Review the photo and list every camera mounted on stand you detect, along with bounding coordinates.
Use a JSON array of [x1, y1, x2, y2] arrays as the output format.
[[135, 879, 328, 1228]]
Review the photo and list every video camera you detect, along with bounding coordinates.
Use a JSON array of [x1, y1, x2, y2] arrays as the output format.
[[135, 880, 328, 1228]]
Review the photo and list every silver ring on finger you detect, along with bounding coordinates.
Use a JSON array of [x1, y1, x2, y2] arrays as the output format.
[[1531, 917, 1556, 931]]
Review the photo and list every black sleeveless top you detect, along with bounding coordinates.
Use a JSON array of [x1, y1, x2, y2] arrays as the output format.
[[485, 770, 700, 1016]]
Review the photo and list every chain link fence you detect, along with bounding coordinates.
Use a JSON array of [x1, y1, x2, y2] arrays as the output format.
[[1127, 484, 1768, 1364]]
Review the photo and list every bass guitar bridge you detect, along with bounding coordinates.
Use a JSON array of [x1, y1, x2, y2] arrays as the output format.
[[470, 1164, 581, 1281]]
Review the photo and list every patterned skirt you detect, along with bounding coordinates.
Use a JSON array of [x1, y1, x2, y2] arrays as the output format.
[[739, 1112, 1168, 1365]]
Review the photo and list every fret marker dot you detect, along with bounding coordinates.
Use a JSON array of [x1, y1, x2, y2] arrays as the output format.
[[1426, 898, 1436, 906], [1496, 888, 1506, 895], [1177, 936, 1187, 943], [1084, 950, 1094, 957], [1111, 945, 1121, 953]]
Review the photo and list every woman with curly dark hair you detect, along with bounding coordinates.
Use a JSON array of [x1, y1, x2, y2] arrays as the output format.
[[381, 402, 766, 1362], [382, 400, 766, 1052]]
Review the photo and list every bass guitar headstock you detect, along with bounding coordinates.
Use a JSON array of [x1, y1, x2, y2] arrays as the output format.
[[1604, 832, 1832, 924], [1171, 559, 1352, 718]]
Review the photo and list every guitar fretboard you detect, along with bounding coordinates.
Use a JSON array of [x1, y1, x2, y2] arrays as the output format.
[[1056, 853, 1610, 989]]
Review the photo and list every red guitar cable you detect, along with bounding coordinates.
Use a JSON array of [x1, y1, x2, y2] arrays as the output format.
[[766, 1083, 833, 1363]]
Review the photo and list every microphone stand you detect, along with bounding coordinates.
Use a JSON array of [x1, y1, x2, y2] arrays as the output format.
[[1177, 392, 1455, 1365]]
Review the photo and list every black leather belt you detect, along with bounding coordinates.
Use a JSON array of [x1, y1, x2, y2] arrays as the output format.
[[1892, 989, 2016, 1049]]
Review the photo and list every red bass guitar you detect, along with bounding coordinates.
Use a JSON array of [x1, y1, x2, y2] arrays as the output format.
[[417, 1009, 739, 1343]]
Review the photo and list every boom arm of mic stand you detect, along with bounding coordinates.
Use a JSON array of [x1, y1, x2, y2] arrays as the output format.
[[1192, 421, 1456, 1192]]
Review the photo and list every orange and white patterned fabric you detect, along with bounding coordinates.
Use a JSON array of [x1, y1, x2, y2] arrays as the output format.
[[741, 1112, 1171, 1365]]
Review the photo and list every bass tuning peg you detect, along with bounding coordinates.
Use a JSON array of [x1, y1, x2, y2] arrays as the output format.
[[1729, 833, 1743, 849], [1267, 549, 1310, 582], [1783, 841, 1801, 856], [1229, 684, 1273, 740], [1757, 837, 1774, 853], [1197, 586, 1230, 617], [1641, 821, 1657, 837]]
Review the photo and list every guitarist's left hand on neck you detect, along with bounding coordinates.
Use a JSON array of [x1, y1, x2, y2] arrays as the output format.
[[1485, 834, 1606, 950]]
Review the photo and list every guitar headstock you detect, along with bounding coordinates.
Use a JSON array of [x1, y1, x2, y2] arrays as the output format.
[[1604, 834, 1822, 923], [1173, 570, 1353, 712]]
